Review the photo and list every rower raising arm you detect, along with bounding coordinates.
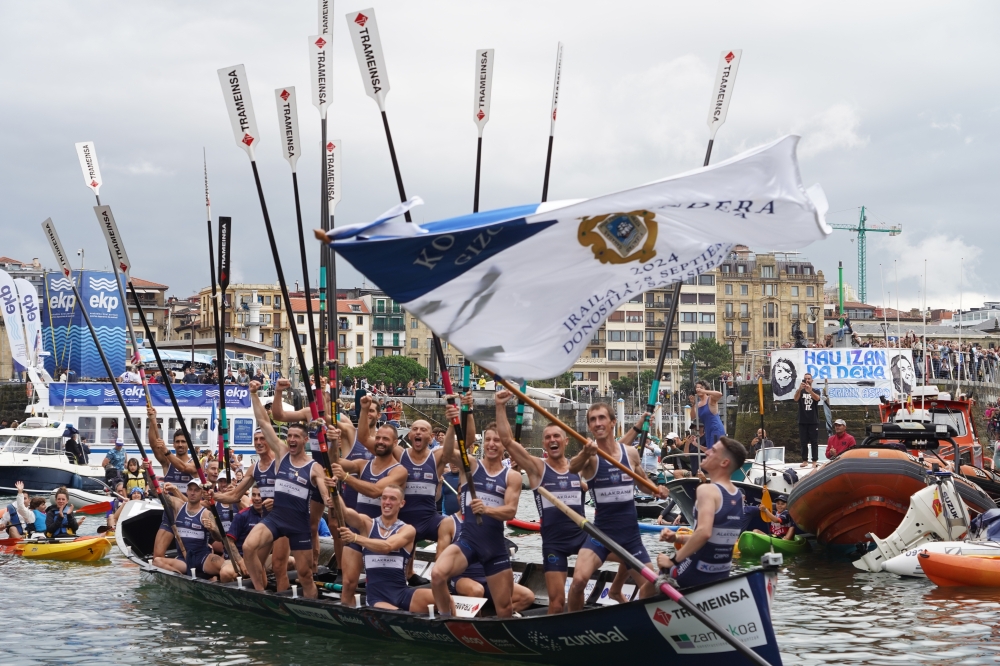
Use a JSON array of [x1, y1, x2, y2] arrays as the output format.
[[250, 381, 286, 460], [147, 406, 196, 477]]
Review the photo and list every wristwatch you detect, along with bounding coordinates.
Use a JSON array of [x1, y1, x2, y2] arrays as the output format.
[[632, 425, 644, 434]]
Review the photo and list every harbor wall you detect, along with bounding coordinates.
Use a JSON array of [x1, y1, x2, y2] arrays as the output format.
[[0, 383, 31, 424]]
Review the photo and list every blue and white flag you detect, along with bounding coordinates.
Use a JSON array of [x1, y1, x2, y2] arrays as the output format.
[[325, 135, 830, 380]]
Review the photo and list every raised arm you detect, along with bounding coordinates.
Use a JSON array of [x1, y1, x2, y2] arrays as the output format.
[[335, 462, 408, 499], [270, 378, 311, 423], [356, 395, 377, 453], [569, 439, 599, 480], [147, 405, 170, 467], [494, 389, 543, 487], [213, 469, 256, 504], [249, 381, 285, 459]]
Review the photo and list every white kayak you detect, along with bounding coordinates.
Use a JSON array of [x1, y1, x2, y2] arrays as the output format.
[[883, 541, 1000, 577], [48, 486, 114, 509]]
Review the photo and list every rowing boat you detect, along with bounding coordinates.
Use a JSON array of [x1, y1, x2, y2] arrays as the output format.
[[919, 551, 1000, 587], [736, 532, 808, 558], [116, 500, 784, 664], [17, 535, 112, 562]]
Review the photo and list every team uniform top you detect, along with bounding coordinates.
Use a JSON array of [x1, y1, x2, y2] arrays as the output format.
[[457, 463, 512, 577], [163, 462, 193, 494], [398, 449, 443, 541], [698, 401, 726, 447], [355, 459, 401, 518], [253, 458, 277, 499], [214, 502, 235, 535], [268, 455, 318, 531], [341, 439, 374, 510], [227, 506, 266, 554], [174, 504, 212, 571], [673, 483, 744, 587], [362, 518, 414, 609], [532, 462, 588, 572], [581, 442, 649, 564]]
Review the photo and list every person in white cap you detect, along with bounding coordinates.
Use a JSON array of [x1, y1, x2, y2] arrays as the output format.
[[102, 438, 127, 481], [826, 419, 856, 459]]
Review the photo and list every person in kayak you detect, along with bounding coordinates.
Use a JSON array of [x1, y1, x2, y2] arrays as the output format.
[[6, 481, 40, 537], [657, 436, 747, 587], [108, 486, 145, 531], [753, 494, 795, 540], [45, 487, 85, 538], [568, 403, 667, 610], [153, 480, 227, 580], [432, 402, 521, 618], [334, 484, 435, 612], [493, 388, 587, 614], [123, 458, 147, 494]]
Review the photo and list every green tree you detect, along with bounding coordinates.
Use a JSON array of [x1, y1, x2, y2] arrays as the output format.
[[529, 372, 575, 389], [680, 337, 732, 396], [340, 355, 427, 386]]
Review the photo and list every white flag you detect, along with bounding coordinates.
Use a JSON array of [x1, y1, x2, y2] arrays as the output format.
[[346, 8, 390, 111], [323, 135, 830, 380], [0, 270, 30, 367], [275, 87, 302, 171], [473, 49, 495, 136], [14, 278, 42, 366], [217, 65, 261, 160], [326, 139, 341, 211], [707, 50, 742, 140], [75, 141, 103, 196], [549, 43, 564, 136], [94, 205, 132, 280], [309, 35, 332, 118]]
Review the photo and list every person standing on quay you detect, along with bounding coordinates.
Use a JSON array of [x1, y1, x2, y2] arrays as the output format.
[[795, 373, 821, 467]]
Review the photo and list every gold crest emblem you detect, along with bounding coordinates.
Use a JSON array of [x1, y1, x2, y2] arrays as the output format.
[[577, 210, 657, 264]]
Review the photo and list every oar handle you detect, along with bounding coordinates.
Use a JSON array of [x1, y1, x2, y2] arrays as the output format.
[[536, 487, 773, 666], [434, 337, 481, 524], [492, 375, 659, 495]]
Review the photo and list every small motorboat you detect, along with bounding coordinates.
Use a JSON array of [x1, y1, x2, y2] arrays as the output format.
[[0, 419, 110, 494], [919, 550, 1000, 587], [17, 535, 113, 562], [883, 541, 1000, 578], [736, 532, 808, 558]]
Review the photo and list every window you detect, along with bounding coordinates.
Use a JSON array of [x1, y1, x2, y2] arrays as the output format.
[[680, 313, 697, 323], [700, 313, 715, 324], [339, 334, 346, 346], [78, 417, 96, 444], [627, 331, 643, 342], [764, 322, 776, 337], [411, 319, 418, 328], [680, 293, 698, 304], [351, 304, 361, 312], [273, 333, 281, 346], [741, 341, 749, 354], [763, 303, 776, 318], [625, 312, 644, 323], [298, 334, 306, 344], [149, 331, 156, 341], [807, 323, 816, 338], [740, 303, 749, 316], [791, 286, 799, 297], [608, 330, 625, 342], [591, 350, 600, 358], [645, 312, 656, 325], [608, 372, 619, 380], [392, 301, 401, 314], [588, 372, 599, 381], [680, 331, 697, 343], [628, 296, 642, 304], [740, 285, 748, 295], [264, 314, 272, 324], [626, 350, 640, 361], [146, 312, 154, 321], [265, 295, 272, 305], [737, 265, 746, 274], [591, 335, 602, 345], [411, 338, 418, 348], [787, 265, 797, 275], [806, 286, 815, 297], [274, 296, 281, 309], [741, 322, 749, 335], [683, 276, 697, 285], [357, 316, 363, 325], [375, 349, 385, 357], [573, 372, 584, 381], [724, 284, 733, 295], [297, 314, 305, 324], [357, 352, 364, 364], [426, 337, 432, 349], [376, 333, 383, 346], [131, 312, 140, 323], [699, 331, 715, 339], [357, 334, 363, 346], [698, 275, 714, 286], [725, 303, 734, 317], [608, 350, 625, 361], [791, 304, 800, 317], [721, 264, 731, 273], [803, 266, 812, 275], [761, 266, 774, 278], [698, 294, 715, 305], [725, 321, 734, 335], [607, 311, 625, 322], [393, 333, 400, 347]]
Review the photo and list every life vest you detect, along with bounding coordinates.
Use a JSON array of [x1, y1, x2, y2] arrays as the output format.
[[124, 471, 147, 493], [6, 503, 22, 531]]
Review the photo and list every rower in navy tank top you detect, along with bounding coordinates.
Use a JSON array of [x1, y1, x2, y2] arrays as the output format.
[[457, 462, 512, 575], [151, 479, 226, 580], [361, 518, 413, 609], [147, 406, 197, 540], [260, 453, 319, 551], [672, 483, 743, 586], [341, 438, 373, 509], [253, 456, 277, 501], [398, 447, 444, 541]]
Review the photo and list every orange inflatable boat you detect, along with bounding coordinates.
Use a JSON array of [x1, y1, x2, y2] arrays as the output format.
[[919, 551, 1000, 587]]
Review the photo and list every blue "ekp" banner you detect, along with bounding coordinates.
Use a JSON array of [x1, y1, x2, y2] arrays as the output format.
[[49, 383, 252, 409]]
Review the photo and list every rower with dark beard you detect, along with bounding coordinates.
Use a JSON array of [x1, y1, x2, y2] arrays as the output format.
[[327, 422, 408, 607], [152, 480, 227, 580], [431, 402, 521, 618], [147, 405, 196, 563]]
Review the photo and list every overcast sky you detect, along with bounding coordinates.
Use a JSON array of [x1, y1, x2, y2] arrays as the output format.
[[1, 1, 996, 312]]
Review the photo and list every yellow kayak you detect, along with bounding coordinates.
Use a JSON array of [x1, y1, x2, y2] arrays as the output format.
[[17, 536, 112, 562]]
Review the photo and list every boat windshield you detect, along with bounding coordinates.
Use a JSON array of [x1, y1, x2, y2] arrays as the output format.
[[892, 409, 968, 437], [6, 435, 40, 453], [755, 447, 785, 465], [35, 437, 65, 455]]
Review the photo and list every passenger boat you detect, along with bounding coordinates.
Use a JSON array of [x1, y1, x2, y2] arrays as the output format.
[[0, 418, 110, 494], [741, 445, 827, 496], [116, 500, 785, 664], [788, 422, 996, 547]]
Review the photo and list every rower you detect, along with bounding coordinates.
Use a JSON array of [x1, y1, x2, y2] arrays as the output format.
[[359, 394, 446, 582], [241, 419, 332, 599], [214, 383, 291, 590], [148, 406, 197, 561], [437, 510, 535, 613], [227, 487, 267, 556], [658, 436, 747, 587], [152, 480, 227, 580], [45, 487, 83, 538], [326, 422, 408, 607], [431, 403, 521, 618], [343, 396, 380, 510], [493, 389, 585, 614], [695, 381, 726, 447], [568, 403, 664, 611], [335, 485, 436, 612]]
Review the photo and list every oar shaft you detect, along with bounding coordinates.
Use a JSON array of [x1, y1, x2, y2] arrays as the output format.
[[537, 487, 772, 666], [636, 280, 683, 449], [434, 337, 481, 525], [491, 375, 658, 494]]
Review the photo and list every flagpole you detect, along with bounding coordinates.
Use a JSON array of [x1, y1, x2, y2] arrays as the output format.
[[218, 65, 341, 518], [636, 49, 742, 452], [540, 43, 563, 203]]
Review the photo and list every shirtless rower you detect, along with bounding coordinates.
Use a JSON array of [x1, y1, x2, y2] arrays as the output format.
[[152, 480, 227, 580], [148, 406, 197, 561], [335, 485, 435, 612], [567, 403, 666, 611], [494, 389, 586, 614], [431, 402, 521, 618], [240, 419, 333, 598], [326, 422, 408, 607]]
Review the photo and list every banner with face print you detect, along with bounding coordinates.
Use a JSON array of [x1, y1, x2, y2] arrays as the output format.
[[770, 348, 915, 405]]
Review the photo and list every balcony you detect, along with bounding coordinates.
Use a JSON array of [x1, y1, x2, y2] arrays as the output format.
[[371, 322, 405, 332], [644, 300, 673, 309], [739, 312, 751, 319], [723, 310, 735, 319], [587, 338, 605, 346]]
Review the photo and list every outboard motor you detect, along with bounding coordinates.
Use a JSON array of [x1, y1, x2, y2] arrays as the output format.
[[853, 470, 970, 572]]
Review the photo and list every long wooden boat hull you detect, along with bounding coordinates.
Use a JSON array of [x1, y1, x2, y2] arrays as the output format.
[[117, 501, 784, 665], [788, 449, 996, 546]]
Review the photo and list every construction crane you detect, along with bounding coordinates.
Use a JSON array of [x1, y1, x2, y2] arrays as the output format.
[[829, 206, 901, 303]]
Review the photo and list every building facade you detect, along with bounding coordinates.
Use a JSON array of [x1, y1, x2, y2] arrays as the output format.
[[292, 296, 371, 369], [195, 283, 290, 377]]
